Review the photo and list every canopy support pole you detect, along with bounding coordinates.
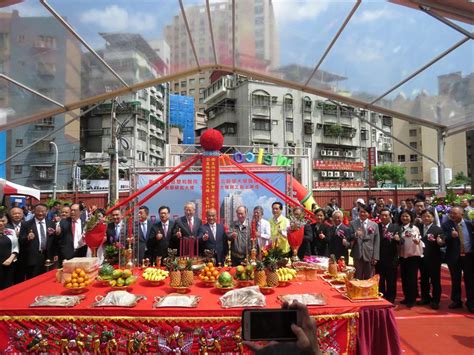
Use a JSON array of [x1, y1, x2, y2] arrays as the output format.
[[438, 129, 446, 192]]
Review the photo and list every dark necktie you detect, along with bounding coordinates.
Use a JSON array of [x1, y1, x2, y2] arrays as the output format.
[[39, 221, 46, 251]]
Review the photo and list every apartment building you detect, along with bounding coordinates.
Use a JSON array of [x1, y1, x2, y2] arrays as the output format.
[[204, 74, 394, 189], [164, 0, 279, 114], [1, 10, 81, 190]]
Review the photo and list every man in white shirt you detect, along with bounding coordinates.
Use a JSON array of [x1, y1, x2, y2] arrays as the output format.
[[56, 203, 87, 266], [252, 206, 271, 250]]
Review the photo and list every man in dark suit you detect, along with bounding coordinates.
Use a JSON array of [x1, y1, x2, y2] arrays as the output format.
[[419, 209, 445, 309], [170, 202, 202, 256], [147, 206, 175, 262], [303, 208, 330, 257], [376, 208, 402, 304], [328, 210, 351, 262], [198, 208, 228, 266], [442, 206, 474, 313], [18, 204, 56, 280], [56, 203, 87, 266], [349, 205, 380, 280], [136, 205, 153, 263], [106, 209, 124, 245]]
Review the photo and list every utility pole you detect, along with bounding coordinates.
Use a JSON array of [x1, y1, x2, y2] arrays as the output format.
[[109, 99, 119, 205]]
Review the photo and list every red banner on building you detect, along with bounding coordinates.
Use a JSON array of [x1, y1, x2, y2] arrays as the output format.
[[313, 181, 365, 188], [202, 154, 220, 222], [313, 160, 365, 171], [367, 147, 378, 188]]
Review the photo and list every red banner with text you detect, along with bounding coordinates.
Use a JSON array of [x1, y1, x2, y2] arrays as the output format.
[[201, 155, 220, 222]]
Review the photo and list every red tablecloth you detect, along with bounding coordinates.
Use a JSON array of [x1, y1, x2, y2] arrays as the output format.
[[0, 271, 400, 354]]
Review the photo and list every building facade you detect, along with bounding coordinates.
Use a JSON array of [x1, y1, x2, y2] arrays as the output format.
[[2, 10, 81, 190], [204, 74, 394, 189], [169, 95, 195, 144], [164, 0, 279, 114]]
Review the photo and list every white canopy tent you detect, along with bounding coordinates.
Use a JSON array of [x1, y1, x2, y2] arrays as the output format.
[[0, 0, 472, 189]]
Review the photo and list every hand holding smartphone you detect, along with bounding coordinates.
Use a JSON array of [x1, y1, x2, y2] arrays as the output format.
[[242, 308, 300, 341], [242, 301, 321, 355]]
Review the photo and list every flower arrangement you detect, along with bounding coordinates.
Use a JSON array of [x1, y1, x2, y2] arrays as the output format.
[[261, 243, 288, 268], [426, 233, 435, 242], [384, 231, 393, 240], [104, 242, 126, 266], [337, 229, 345, 238], [367, 226, 375, 234], [404, 230, 413, 238]]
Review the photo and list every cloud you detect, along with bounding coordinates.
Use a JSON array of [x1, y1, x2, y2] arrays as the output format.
[[80, 5, 156, 33], [350, 38, 384, 62], [392, 45, 401, 54], [273, 0, 329, 23], [353, 8, 395, 23]]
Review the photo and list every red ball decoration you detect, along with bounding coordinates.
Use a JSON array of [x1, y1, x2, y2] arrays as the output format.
[[200, 129, 224, 151]]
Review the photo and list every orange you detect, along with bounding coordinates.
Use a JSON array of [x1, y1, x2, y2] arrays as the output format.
[[65, 277, 72, 283], [71, 272, 78, 279], [206, 271, 212, 277], [77, 277, 84, 283], [209, 276, 215, 281], [72, 283, 79, 288], [212, 270, 219, 277], [79, 270, 86, 277], [75, 268, 82, 274], [65, 283, 72, 288], [207, 262, 213, 267], [79, 283, 85, 288], [203, 276, 209, 282], [204, 267, 209, 273]]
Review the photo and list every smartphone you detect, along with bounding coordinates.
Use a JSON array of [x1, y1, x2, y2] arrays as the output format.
[[242, 308, 300, 341]]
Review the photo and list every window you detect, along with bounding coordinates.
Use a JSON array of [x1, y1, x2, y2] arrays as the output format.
[[409, 142, 417, 149], [189, 88, 195, 95], [397, 155, 405, 162], [189, 78, 195, 85], [0, 33, 8, 49], [361, 129, 369, 140], [252, 93, 270, 108], [181, 81, 187, 88], [199, 88, 205, 94], [409, 129, 417, 137], [137, 151, 147, 162], [410, 167, 418, 174], [181, 91, 187, 96], [15, 139, 23, 147], [410, 154, 418, 162], [286, 119, 293, 132], [18, 34, 25, 43], [199, 77, 205, 84], [137, 129, 147, 141], [34, 35, 56, 49], [174, 82, 179, 90], [199, 97, 204, 104], [253, 119, 270, 131], [14, 166, 22, 174], [303, 97, 312, 112]]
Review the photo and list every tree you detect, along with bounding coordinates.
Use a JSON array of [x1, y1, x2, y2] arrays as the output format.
[[449, 171, 470, 186], [372, 164, 406, 185], [326, 123, 343, 137]]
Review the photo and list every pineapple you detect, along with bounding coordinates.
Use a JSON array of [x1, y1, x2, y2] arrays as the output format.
[[254, 261, 267, 287], [165, 258, 182, 287], [328, 254, 338, 276], [265, 258, 279, 287], [180, 259, 194, 287]]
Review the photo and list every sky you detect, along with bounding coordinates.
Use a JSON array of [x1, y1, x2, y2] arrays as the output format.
[[5, 0, 473, 103]]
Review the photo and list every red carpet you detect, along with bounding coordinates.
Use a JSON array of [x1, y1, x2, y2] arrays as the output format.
[[394, 266, 474, 354]]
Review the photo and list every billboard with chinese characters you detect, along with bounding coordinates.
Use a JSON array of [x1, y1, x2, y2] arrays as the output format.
[[136, 172, 287, 225]]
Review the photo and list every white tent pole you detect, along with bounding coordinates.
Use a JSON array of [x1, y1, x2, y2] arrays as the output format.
[[438, 129, 446, 192]]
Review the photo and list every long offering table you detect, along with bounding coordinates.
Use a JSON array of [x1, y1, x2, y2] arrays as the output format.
[[0, 271, 400, 354]]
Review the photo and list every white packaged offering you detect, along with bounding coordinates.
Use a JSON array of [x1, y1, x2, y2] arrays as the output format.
[[219, 286, 266, 308]]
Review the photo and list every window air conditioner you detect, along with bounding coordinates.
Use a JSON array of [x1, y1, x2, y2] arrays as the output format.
[[321, 171, 327, 177], [333, 151, 340, 157], [326, 150, 333, 156], [346, 151, 353, 157], [327, 171, 334, 177], [348, 172, 355, 178], [334, 171, 340, 177], [344, 172, 349, 178], [321, 150, 327, 156]]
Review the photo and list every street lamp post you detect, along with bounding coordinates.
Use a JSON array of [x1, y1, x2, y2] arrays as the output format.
[[50, 141, 58, 200]]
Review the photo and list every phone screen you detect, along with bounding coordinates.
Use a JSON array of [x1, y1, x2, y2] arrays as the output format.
[[244, 309, 298, 341]]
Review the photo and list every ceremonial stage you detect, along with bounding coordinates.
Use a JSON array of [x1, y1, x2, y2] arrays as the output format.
[[0, 270, 400, 354]]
